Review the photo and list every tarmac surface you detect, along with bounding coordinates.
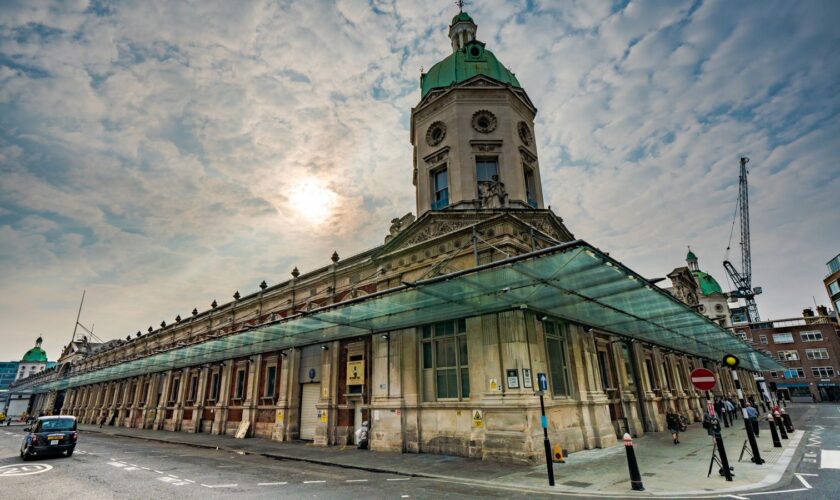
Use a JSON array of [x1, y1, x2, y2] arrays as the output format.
[[0, 402, 837, 498]]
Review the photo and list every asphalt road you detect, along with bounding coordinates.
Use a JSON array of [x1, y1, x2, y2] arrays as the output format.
[[0, 429, 533, 499], [735, 403, 840, 500]]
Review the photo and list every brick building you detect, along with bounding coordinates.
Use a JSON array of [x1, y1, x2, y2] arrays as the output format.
[[735, 308, 840, 402], [824, 253, 840, 322]]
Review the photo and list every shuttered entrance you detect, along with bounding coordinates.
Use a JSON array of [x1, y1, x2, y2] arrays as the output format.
[[299, 383, 319, 440]]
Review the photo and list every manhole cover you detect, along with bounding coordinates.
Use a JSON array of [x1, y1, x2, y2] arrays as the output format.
[[0, 464, 53, 476]]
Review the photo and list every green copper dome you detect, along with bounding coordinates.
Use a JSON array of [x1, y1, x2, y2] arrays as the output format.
[[21, 336, 48, 363], [691, 270, 723, 296], [451, 12, 474, 25], [421, 41, 521, 98], [686, 249, 697, 261]]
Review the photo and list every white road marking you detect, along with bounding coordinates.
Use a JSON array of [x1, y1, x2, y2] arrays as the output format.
[[217, 464, 239, 468], [129, 464, 138, 467], [386, 478, 410, 481], [746, 488, 807, 496], [201, 483, 238, 488], [141, 467, 150, 470], [258, 482, 287, 486], [123, 467, 139, 471], [726, 495, 749, 500], [820, 450, 840, 469], [346, 479, 368, 483], [303, 480, 326, 484], [107, 462, 126, 467], [401, 496, 410, 499], [168, 474, 179, 479], [154, 470, 164, 474], [797, 473, 819, 476], [183, 479, 195, 484], [794, 473, 812, 489], [157, 476, 189, 486]]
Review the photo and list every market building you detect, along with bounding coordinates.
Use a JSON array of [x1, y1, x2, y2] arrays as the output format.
[[3, 337, 55, 419], [824, 253, 840, 322], [665, 249, 733, 328], [11, 11, 780, 464]]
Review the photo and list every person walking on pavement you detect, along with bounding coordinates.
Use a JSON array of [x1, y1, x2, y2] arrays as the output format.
[[715, 398, 729, 427], [724, 398, 736, 422], [98, 412, 107, 428], [355, 420, 369, 450], [666, 410, 682, 444], [745, 402, 759, 436]]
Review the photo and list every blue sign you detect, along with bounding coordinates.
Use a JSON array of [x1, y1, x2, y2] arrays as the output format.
[[540, 415, 548, 429], [537, 372, 548, 391], [309, 368, 316, 380]]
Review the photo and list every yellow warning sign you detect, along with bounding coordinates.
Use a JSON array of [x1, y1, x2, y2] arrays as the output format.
[[275, 409, 283, 423], [552, 444, 565, 463], [489, 378, 499, 391], [472, 410, 483, 428], [346, 360, 365, 386], [320, 410, 327, 423]]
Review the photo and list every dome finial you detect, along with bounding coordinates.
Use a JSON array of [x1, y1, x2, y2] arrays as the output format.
[[449, 3, 476, 52], [36, 335, 43, 347], [686, 246, 699, 271]]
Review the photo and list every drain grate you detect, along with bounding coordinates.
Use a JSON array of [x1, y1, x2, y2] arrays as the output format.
[[642, 472, 656, 477], [562, 480, 593, 488]]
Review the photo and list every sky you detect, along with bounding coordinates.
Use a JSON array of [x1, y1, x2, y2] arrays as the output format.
[[1, 0, 838, 361]]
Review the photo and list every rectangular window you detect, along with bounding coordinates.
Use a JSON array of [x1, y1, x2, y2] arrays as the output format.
[[769, 371, 778, 378], [759, 334, 768, 344], [265, 366, 277, 398], [736, 332, 747, 340], [800, 331, 824, 342], [420, 319, 469, 401], [431, 168, 449, 210], [524, 166, 537, 208], [828, 280, 840, 295], [786, 367, 806, 378], [169, 378, 180, 403], [544, 320, 572, 396], [772, 333, 794, 344], [188, 376, 198, 402], [811, 366, 835, 378], [645, 359, 658, 390], [209, 372, 220, 401], [476, 157, 498, 196], [806, 348, 829, 360], [778, 350, 799, 361], [235, 369, 246, 400]]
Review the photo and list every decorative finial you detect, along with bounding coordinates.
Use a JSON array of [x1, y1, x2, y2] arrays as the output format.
[[175, 315, 181, 323], [455, 0, 466, 13], [292, 267, 300, 279], [233, 290, 241, 300], [160, 320, 166, 328], [192, 308, 198, 316], [148, 326, 153, 333], [331, 251, 340, 263], [260, 280, 268, 290], [211, 299, 218, 309]]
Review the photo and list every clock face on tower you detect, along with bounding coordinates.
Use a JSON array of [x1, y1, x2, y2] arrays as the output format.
[[426, 121, 447, 146], [517, 121, 532, 145]]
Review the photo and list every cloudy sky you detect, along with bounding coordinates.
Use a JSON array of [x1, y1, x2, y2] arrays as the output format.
[[1, 0, 838, 361]]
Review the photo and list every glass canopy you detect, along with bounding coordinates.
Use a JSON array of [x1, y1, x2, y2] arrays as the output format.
[[27, 240, 782, 393]]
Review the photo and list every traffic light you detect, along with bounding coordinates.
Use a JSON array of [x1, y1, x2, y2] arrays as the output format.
[[722, 353, 740, 368]]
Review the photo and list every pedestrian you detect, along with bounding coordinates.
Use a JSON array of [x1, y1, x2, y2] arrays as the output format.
[[666, 410, 682, 444], [724, 398, 735, 422], [715, 398, 729, 427], [99, 413, 107, 428], [811, 393, 817, 403], [745, 402, 759, 436], [355, 420, 369, 450]]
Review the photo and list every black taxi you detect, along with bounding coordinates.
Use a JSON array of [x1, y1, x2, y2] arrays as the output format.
[[20, 415, 78, 460]]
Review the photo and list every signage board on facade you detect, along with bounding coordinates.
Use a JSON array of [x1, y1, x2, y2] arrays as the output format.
[[523, 368, 533, 388], [537, 372, 548, 392], [346, 360, 365, 386], [506, 369, 519, 389]]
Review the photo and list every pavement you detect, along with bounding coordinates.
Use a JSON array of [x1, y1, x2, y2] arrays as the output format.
[[59, 405, 813, 497]]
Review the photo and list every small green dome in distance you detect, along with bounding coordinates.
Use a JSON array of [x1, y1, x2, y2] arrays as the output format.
[[686, 248, 697, 261], [451, 11, 474, 25], [691, 270, 723, 296], [22, 346, 48, 363]]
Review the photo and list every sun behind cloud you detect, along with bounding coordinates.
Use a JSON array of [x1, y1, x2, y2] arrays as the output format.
[[286, 178, 338, 225]]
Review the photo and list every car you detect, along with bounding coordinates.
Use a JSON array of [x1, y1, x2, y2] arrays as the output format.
[[20, 415, 78, 461]]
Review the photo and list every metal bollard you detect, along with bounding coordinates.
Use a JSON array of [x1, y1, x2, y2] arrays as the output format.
[[774, 414, 788, 439], [767, 416, 782, 448], [623, 433, 645, 491], [782, 413, 794, 433]]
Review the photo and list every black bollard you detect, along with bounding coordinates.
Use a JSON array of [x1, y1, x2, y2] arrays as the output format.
[[782, 413, 794, 433], [623, 433, 645, 491], [768, 417, 782, 448], [774, 414, 788, 439]]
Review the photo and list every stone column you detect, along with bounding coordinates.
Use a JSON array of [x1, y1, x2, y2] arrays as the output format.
[[212, 362, 232, 435], [274, 349, 300, 441], [191, 366, 209, 433], [242, 355, 262, 438], [314, 341, 340, 446], [172, 368, 189, 432], [143, 375, 159, 429], [154, 371, 173, 430], [118, 380, 132, 426], [611, 340, 644, 437]]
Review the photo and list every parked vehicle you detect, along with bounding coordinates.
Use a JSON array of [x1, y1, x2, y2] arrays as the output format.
[[20, 416, 77, 461]]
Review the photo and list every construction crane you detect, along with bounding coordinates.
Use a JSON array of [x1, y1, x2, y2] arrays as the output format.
[[724, 157, 762, 322]]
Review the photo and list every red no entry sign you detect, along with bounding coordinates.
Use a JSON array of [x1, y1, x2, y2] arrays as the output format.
[[690, 368, 716, 391]]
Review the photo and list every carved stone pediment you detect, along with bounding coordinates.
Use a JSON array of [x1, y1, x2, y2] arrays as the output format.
[[519, 146, 537, 165], [423, 146, 450, 165], [470, 140, 503, 153]]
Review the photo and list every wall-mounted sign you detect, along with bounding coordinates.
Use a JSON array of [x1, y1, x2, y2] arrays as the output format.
[[489, 378, 499, 391], [506, 369, 520, 389], [472, 410, 484, 428], [523, 368, 533, 388], [275, 409, 284, 423], [346, 360, 365, 385], [308, 368, 316, 380]]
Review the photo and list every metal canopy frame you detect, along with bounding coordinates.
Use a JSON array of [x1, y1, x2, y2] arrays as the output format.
[[26, 240, 782, 393]]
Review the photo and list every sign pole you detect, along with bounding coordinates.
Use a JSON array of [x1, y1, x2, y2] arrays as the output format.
[[536, 372, 554, 486], [723, 355, 763, 465]]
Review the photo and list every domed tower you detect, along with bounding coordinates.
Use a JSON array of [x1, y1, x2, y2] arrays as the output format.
[[412, 10, 544, 216], [17, 336, 48, 381]]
